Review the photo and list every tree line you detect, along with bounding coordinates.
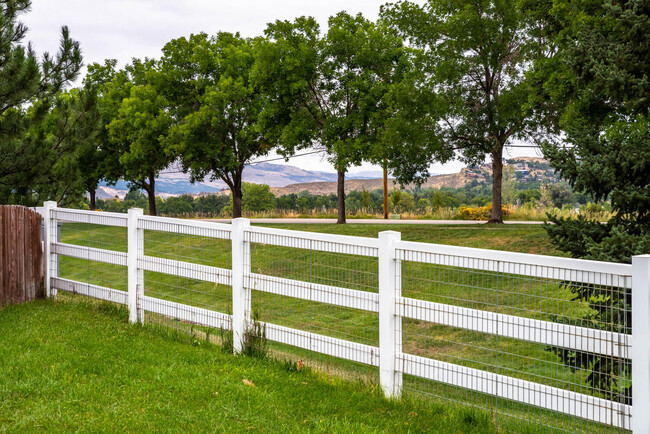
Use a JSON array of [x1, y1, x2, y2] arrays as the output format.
[[0, 0, 554, 224], [98, 178, 593, 218], [2, 0, 649, 258]]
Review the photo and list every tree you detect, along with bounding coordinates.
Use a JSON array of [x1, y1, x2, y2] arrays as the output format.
[[159, 195, 194, 216], [382, 0, 534, 223], [107, 60, 174, 216], [526, 0, 650, 261], [260, 13, 409, 224], [80, 60, 126, 210], [43, 86, 102, 207], [0, 0, 82, 203], [163, 33, 274, 218], [241, 183, 276, 212]]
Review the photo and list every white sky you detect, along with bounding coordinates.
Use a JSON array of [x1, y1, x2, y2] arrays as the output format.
[[22, 0, 541, 175]]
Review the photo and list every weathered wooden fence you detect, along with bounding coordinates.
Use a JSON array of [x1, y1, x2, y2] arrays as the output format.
[[0, 206, 44, 305]]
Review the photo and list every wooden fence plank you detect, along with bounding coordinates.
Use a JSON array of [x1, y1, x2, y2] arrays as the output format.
[[0, 208, 4, 303], [8, 207, 16, 304], [17, 207, 25, 304], [0, 206, 44, 306]]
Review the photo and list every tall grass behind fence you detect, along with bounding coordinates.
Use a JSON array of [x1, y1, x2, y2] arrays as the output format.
[[39, 202, 650, 433]]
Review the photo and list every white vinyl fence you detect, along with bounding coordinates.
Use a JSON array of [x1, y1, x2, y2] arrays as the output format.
[[38, 202, 650, 432]]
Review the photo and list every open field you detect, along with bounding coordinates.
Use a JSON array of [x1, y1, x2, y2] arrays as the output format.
[[53, 222, 621, 432]]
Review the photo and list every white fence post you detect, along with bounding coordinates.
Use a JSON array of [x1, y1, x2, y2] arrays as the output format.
[[379, 230, 402, 398], [128, 208, 144, 324], [231, 218, 251, 354], [632, 254, 650, 433], [43, 201, 57, 299]]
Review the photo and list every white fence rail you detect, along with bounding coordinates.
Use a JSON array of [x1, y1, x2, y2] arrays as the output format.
[[39, 201, 650, 432]]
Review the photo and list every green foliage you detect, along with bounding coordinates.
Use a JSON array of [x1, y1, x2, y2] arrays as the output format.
[[159, 195, 194, 215], [219, 327, 233, 354], [389, 188, 414, 213], [241, 183, 276, 212], [163, 32, 274, 219], [2, 86, 100, 206], [0, 0, 82, 204], [527, 0, 650, 402], [260, 13, 411, 222], [107, 59, 174, 216], [382, 0, 536, 222], [529, 0, 650, 260], [240, 310, 268, 359]]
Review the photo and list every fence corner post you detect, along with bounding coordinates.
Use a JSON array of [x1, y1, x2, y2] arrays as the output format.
[[632, 254, 650, 432], [379, 230, 402, 398], [231, 218, 251, 354], [42, 201, 58, 299], [128, 208, 144, 324]]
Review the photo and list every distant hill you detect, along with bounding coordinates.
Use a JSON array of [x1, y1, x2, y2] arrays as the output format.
[[96, 157, 553, 200], [96, 162, 384, 199], [268, 157, 554, 196], [268, 172, 461, 196]]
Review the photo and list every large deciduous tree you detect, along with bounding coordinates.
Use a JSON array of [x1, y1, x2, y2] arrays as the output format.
[[0, 0, 82, 203], [162, 33, 274, 218], [260, 13, 411, 224], [382, 0, 534, 223], [79, 60, 126, 210], [107, 60, 174, 216]]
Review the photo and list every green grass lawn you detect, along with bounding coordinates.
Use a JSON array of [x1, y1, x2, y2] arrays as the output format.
[[50, 222, 621, 432], [1, 295, 509, 433]]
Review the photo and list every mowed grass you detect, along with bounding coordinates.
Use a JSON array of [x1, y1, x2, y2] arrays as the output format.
[[263, 223, 563, 256], [53, 222, 619, 432], [0, 295, 504, 433]]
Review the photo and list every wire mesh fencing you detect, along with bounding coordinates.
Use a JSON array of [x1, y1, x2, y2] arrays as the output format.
[[396, 245, 632, 432], [42, 204, 643, 432], [53, 208, 128, 304], [244, 227, 380, 383], [138, 216, 233, 341]]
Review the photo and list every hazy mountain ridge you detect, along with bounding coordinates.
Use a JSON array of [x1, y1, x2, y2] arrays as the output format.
[[96, 162, 384, 199], [96, 158, 550, 200]]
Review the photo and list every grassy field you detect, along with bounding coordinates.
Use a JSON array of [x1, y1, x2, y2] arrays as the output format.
[[52, 222, 621, 432], [264, 223, 564, 255], [0, 295, 508, 433]]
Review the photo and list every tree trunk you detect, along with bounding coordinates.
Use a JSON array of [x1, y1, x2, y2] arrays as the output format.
[[146, 172, 157, 216], [231, 169, 244, 219], [337, 170, 346, 224], [232, 184, 243, 218], [489, 146, 504, 224], [383, 164, 388, 220], [89, 189, 96, 211]]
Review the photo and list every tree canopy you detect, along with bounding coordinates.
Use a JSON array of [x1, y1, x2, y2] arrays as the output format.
[[107, 59, 174, 216], [163, 32, 274, 218], [526, 0, 650, 262], [382, 0, 535, 223], [260, 12, 412, 223]]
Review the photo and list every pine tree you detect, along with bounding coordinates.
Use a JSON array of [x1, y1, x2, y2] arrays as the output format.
[[0, 0, 82, 203], [526, 0, 650, 404]]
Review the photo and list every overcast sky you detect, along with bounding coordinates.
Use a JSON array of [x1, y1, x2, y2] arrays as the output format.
[[22, 0, 542, 175]]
